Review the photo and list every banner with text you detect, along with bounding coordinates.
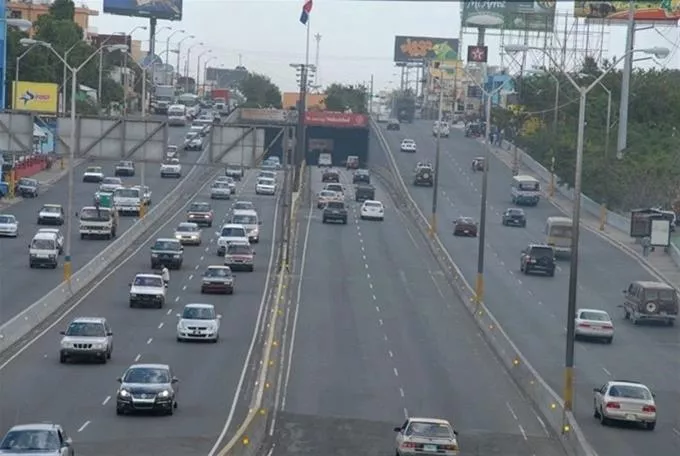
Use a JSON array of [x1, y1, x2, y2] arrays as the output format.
[[394, 36, 459, 63], [304, 112, 368, 128], [573, 1, 680, 23], [461, 1, 556, 31]]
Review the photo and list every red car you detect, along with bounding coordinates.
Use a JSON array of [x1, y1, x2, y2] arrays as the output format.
[[453, 217, 478, 237], [187, 202, 214, 227]]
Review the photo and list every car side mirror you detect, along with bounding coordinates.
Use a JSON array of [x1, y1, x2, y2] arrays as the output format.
[[652, 392, 656, 397], [65, 437, 73, 446], [593, 387, 599, 392], [393, 427, 402, 432], [74, 212, 78, 217], [252, 251, 256, 255], [215, 232, 220, 236], [180, 247, 184, 251], [622, 289, 627, 294], [217, 314, 222, 319], [171, 377, 179, 384], [117, 377, 122, 383], [59, 330, 65, 335], [128, 282, 132, 287], [107, 331, 113, 336], [259, 220, 263, 225], [453, 430, 459, 436]]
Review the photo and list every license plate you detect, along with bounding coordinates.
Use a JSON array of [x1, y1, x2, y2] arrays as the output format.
[[464, 230, 469, 233], [424, 444, 437, 452], [660, 311, 667, 316], [192, 330, 200, 335], [37, 254, 49, 258], [625, 414, 636, 421]]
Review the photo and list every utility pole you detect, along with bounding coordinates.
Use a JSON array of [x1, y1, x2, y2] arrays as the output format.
[[289, 63, 316, 191], [616, 0, 635, 157]]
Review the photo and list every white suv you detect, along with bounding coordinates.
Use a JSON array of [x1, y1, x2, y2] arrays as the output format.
[[129, 273, 166, 308], [161, 159, 182, 178], [59, 317, 113, 364]]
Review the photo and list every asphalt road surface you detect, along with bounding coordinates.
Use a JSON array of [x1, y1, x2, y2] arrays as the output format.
[[268, 167, 565, 456], [0, 125, 198, 325], [0, 168, 281, 456], [375, 121, 680, 456]]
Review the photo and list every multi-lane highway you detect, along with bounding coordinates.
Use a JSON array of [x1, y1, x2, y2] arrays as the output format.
[[0, 164, 280, 455], [0, 126, 196, 325], [269, 167, 565, 455], [375, 121, 680, 456]]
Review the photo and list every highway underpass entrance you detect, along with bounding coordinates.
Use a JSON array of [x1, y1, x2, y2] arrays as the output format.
[[304, 112, 370, 166]]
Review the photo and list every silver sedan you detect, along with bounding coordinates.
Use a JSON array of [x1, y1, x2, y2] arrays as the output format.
[[174, 222, 202, 245], [394, 418, 460, 455]]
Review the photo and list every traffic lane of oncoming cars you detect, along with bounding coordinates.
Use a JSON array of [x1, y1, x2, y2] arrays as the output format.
[[283, 168, 560, 454], [381, 122, 680, 455], [0, 174, 279, 454], [0, 131, 195, 323]]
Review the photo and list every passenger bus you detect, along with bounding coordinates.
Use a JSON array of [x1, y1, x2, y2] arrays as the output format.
[[545, 216, 573, 258], [511, 175, 541, 206]]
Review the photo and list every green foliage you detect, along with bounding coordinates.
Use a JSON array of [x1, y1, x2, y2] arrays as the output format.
[[5, 0, 123, 110], [324, 83, 368, 113], [238, 73, 282, 108], [508, 60, 680, 211]]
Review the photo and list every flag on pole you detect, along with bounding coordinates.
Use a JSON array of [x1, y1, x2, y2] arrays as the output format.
[[300, 0, 313, 24]]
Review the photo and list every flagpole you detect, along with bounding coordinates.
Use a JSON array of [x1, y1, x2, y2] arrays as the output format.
[[305, 18, 311, 69]]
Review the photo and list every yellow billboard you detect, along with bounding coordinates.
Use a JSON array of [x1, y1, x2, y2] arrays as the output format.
[[429, 60, 463, 80], [574, 1, 680, 23], [12, 81, 59, 113], [282, 92, 326, 110]]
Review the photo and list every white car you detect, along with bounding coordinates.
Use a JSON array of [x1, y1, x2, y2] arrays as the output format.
[[575, 308, 614, 343], [176, 303, 221, 342], [216, 223, 249, 256], [394, 417, 460, 455], [37, 228, 64, 253], [134, 185, 152, 205], [166, 144, 179, 159], [0, 214, 18, 237], [360, 200, 385, 221], [258, 170, 277, 181], [256, 178, 276, 195], [593, 380, 656, 430], [37, 204, 65, 225], [214, 176, 236, 194], [99, 176, 123, 193], [190, 123, 207, 137], [161, 159, 182, 178], [129, 273, 166, 308], [59, 317, 113, 364], [400, 139, 417, 153], [174, 222, 202, 245], [323, 183, 345, 198], [82, 166, 104, 182], [432, 121, 450, 137]]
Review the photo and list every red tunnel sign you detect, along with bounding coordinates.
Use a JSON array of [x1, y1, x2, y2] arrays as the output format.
[[304, 112, 368, 128]]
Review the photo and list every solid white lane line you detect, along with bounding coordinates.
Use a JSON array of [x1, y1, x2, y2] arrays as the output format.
[[77, 421, 90, 432], [102, 396, 111, 406], [518, 424, 528, 441], [506, 401, 518, 420]]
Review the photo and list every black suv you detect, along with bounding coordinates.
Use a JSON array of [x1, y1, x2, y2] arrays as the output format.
[[355, 184, 375, 202], [353, 169, 371, 184], [520, 244, 556, 276], [150, 238, 184, 269], [322, 169, 340, 183], [322, 201, 348, 224], [414, 167, 434, 186], [502, 208, 526, 227]]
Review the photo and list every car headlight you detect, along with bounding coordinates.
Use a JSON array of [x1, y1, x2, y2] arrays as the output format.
[[151, 253, 158, 257], [173, 254, 181, 258], [130, 293, 137, 298], [93, 343, 104, 349], [49, 254, 56, 259], [118, 389, 130, 397], [158, 390, 170, 398], [60, 340, 70, 348]]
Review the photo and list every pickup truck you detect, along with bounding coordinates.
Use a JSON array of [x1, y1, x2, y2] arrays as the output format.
[[161, 159, 182, 178], [79, 206, 118, 239], [113, 187, 142, 215]]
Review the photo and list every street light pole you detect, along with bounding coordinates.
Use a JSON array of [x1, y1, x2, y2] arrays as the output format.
[[15, 44, 37, 88], [600, 84, 612, 231], [505, 43, 669, 420], [185, 43, 204, 92], [203, 56, 217, 95], [196, 49, 212, 95], [165, 29, 185, 84], [429, 60, 444, 239], [98, 26, 146, 110], [175, 35, 194, 87]]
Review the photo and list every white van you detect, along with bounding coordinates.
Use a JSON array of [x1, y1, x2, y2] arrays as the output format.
[[231, 209, 261, 243], [511, 175, 541, 206], [545, 216, 573, 257], [167, 105, 188, 126], [29, 231, 60, 268], [433, 121, 450, 138], [318, 152, 332, 167], [113, 187, 142, 215]]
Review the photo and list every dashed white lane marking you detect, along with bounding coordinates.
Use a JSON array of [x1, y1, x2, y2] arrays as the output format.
[[393, 367, 399, 377], [388, 350, 394, 358], [188, 274, 194, 280], [378, 319, 383, 326], [146, 337, 153, 345], [672, 428, 680, 438], [399, 387, 405, 397], [134, 354, 141, 362], [158, 322, 164, 329], [77, 421, 90, 433], [375, 306, 380, 313], [602, 367, 612, 376], [102, 396, 111, 406], [506, 401, 518, 420], [167, 308, 173, 314]]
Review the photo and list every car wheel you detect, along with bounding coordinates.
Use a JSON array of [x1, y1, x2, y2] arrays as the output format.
[[116, 407, 124, 416], [593, 402, 600, 418], [605, 337, 613, 344], [548, 269, 555, 277], [200, 288, 205, 294], [646, 422, 656, 430], [59, 353, 67, 363], [599, 408, 609, 426]]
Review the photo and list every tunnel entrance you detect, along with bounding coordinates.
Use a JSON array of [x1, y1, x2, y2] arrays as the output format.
[[304, 112, 369, 167]]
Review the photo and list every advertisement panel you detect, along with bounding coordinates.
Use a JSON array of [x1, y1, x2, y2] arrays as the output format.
[[239, 108, 297, 124], [461, 1, 556, 31], [573, 1, 680, 22], [429, 60, 462, 80], [394, 36, 459, 63], [103, 0, 183, 21], [282, 93, 326, 110], [305, 112, 368, 128], [12, 82, 58, 114]]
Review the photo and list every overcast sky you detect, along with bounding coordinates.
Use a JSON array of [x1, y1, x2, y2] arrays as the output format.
[[82, 0, 680, 93]]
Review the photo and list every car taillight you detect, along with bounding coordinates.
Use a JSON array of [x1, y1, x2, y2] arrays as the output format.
[[401, 442, 417, 449], [642, 405, 656, 412], [578, 323, 590, 328], [440, 444, 458, 451], [528, 256, 536, 263], [601, 324, 613, 329], [605, 402, 620, 409]]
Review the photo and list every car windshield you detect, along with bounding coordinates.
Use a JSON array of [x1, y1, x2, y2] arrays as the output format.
[[123, 367, 170, 384], [364, 202, 382, 208], [41, 206, 61, 213], [458, 218, 473, 224], [580, 311, 610, 321], [221, 227, 246, 237], [327, 201, 344, 209], [186, 132, 199, 139], [66, 321, 105, 337], [153, 240, 180, 251], [18, 178, 37, 187], [31, 239, 54, 249], [608, 385, 652, 400], [0, 429, 60, 451], [227, 167, 241, 172], [234, 202, 254, 210], [530, 246, 554, 258], [167, 146, 178, 152], [0, 215, 16, 224], [134, 276, 163, 287], [259, 172, 275, 178], [326, 185, 342, 192], [205, 268, 231, 278], [406, 422, 453, 439], [507, 209, 524, 215], [182, 306, 216, 320], [228, 244, 252, 255], [102, 177, 120, 184], [213, 182, 229, 189], [189, 203, 211, 212], [518, 181, 539, 191], [550, 225, 572, 237], [232, 215, 257, 225], [80, 208, 111, 221], [258, 178, 275, 185], [114, 188, 139, 198], [268, 157, 281, 164], [86, 167, 101, 173], [645, 288, 676, 300], [177, 224, 198, 232]]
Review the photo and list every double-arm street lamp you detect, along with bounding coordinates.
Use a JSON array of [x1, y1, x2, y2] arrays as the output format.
[[98, 26, 147, 108], [20, 38, 129, 286], [165, 29, 185, 84], [196, 49, 212, 95], [185, 42, 204, 92], [504, 43, 669, 425], [175, 35, 195, 86]]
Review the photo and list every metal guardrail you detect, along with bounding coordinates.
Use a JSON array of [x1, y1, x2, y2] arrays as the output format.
[[369, 118, 598, 456], [0, 144, 217, 354]]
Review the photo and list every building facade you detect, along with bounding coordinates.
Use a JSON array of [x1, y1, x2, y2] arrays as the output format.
[[7, 0, 99, 37]]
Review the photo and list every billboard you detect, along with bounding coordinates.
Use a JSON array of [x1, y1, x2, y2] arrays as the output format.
[[429, 60, 462, 80], [103, 0, 183, 21], [239, 108, 297, 124], [282, 93, 326, 110], [12, 82, 58, 114], [461, 1, 556, 31], [90, 33, 131, 49], [394, 36, 459, 63], [304, 112, 368, 128], [205, 67, 248, 88], [573, 1, 680, 22]]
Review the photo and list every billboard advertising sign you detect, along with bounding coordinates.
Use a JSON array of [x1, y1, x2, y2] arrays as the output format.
[[461, 1, 556, 31], [239, 108, 297, 124], [573, 1, 680, 22], [429, 60, 462, 80], [12, 82, 58, 114], [393, 36, 459, 63], [305, 112, 368, 128], [103, 0, 183, 21]]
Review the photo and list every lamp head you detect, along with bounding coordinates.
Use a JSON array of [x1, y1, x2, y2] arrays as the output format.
[[107, 44, 129, 52], [647, 47, 670, 59], [504, 44, 529, 54], [7, 19, 33, 32]]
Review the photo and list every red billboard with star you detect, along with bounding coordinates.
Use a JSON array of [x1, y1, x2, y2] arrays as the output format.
[[304, 112, 368, 129]]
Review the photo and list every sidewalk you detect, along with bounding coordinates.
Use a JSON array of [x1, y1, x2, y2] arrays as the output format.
[[484, 140, 680, 287], [0, 158, 85, 210]]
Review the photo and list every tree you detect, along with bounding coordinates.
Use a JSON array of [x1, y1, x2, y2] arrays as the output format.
[[506, 58, 680, 211], [238, 73, 282, 108], [324, 83, 368, 113]]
